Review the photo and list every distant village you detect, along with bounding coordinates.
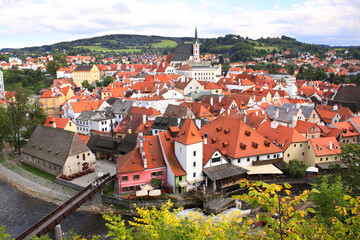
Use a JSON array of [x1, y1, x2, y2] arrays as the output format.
[[1, 29, 360, 198]]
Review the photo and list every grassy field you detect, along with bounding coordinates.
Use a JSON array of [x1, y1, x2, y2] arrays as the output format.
[[254, 46, 280, 51], [75, 45, 143, 52], [20, 163, 56, 181], [151, 40, 177, 48]]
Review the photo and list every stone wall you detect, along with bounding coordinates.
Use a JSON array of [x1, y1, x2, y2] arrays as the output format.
[[101, 195, 202, 209]]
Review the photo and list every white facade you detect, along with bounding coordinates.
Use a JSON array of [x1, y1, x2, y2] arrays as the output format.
[[130, 98, 178, 114], [63, 150, 96, 176], [203, 151, 228, 168], [174, 141, 203, 190], [0, 69, 4, 94], [76, 119, 91, 135], [230, 152, 283, 168], [177, 66, 221, 83], [162, 89, 185, 100]]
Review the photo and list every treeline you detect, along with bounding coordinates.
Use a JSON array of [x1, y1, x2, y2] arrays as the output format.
[[3, 68, 53, 94]]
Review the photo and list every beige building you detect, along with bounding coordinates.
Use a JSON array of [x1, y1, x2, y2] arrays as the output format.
[[176, 65, 221, 83], [72, 65, 100, 86], [22, 125, 96, 177], [44, 117, 77, 133], [305, 137, 341, 166]]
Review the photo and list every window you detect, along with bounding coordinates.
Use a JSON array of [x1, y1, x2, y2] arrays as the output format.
[[287, 154, 290, 157], [300, 144, 302, 147], [122, 187, 128, 192], [193, 151, 196, 156], [179, 176, 182, 181], [193, 172, 196, 178], [151, 172, 157, 177], [320, 158, 323, 161], [122, 176, 128, 181], [335, 157, 337, 160], [237, 159, 241, 163], [326, 157, 328, 161], [274, 155, 276, 158], [212, 157, 221, 163], [133, 174, 140, 180], [247, 158, 250, 162], [77, 155, 79, 159], [294, 144, 296, 147], [157, 171, 163, 176], [87, 153, 90, 156], [302, 152, 305, 156], [267, 155, 270, 159], [193, 162, 196, 167]]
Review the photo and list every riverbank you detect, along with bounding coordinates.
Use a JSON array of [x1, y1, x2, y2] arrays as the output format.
[[0, 149, 105, 213]]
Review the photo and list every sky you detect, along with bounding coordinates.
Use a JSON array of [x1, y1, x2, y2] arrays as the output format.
[[0, 0, 359, 48]]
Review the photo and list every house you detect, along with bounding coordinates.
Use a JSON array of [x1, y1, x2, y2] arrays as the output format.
[[72, 65, 100, 86], [44, 117, 77, 133], [257, 122, 308, 163], [174, 78, 204, 96], [305, 137, 341, 167], [317, 104, 354, 121], [89, 110, 116, 136], [316, 109, 341, 125], [265, 105, 305, 127], [295, 120, 322, 139], [163, 104, 195, 119], [75, 110, 95, 135], [40, 87, 74, 117], [151, 117, 181, 135], [199, 116, 283, 168], [332, 121, 359, 146], [116, 134, 167, 194], [329, 85, 360, 112], [22, 125, 96, 177]]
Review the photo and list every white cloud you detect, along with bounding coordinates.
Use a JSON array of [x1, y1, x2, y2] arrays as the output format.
[[0, 0, 359, 47]]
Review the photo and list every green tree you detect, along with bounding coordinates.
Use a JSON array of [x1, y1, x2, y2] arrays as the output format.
[[46, 61, 61, 76], [284, 159, 307, 178], [102, 76, 114, 87], [81, 80, 94, 92], [311, 176, 348, 225]]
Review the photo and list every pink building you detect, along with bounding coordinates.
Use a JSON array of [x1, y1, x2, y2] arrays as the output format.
[[116, 135, 167, 193]]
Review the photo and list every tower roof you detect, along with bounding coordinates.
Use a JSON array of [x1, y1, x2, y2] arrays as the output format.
[[176, 118, 203, 145]]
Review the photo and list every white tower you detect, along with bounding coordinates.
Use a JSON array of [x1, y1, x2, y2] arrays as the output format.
[[193, 27, 200, 63], [0, 67, 4, 95]]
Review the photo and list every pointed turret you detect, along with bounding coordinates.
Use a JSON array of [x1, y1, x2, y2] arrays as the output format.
[[195, 26, 198, 43], [193, 27, 200, 63]]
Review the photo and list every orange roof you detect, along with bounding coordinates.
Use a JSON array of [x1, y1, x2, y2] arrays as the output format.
[[130, 106, 162, 116], [77, 134, 90, 145], [175, 118, 203, 145], [295, 120, 319, 134], [257, 122, 307, 150], [117, 135, 166, 174], [44, 117, 70, 129], [203, 144, 227, 165], [70, 100, 103, 113], [333, 121, 359, 137], [317, 109, 338, 124], [309, 137, 341, 157], [158, 131, 186, 176], [199, 116, 282, 159]]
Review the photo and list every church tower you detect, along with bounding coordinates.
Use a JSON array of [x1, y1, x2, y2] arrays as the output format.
[[0, 66, 4, 95], [193, 27, 200, 63]]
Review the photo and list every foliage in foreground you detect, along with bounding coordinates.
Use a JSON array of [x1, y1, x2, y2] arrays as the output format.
[[5, 180, 360, 240]]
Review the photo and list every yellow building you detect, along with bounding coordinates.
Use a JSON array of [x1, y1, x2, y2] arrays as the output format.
[[39, 87, 74, 117], [305, 137, 341, 166], [44, 117, 77, 133], [72, 65, 100, 87], [257, 122, 308, 163]]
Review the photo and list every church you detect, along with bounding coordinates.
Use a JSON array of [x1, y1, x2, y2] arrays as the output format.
[[167, 27, 200, 67]]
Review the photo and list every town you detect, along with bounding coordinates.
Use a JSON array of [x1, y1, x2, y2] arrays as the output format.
[[1, 28, 360, 239]]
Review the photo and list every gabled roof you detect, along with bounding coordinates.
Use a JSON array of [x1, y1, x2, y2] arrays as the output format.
[[265, 105, 300, 124], [309, 137, 341, 157], [44, 117, 71, 129], [151, 117, 180, 130], [171, 44, 193, 62], [257, 122, 307, 150], [73, 65, 94, 72], [158, 131, 186, 176], [199, 116, 282, 158], [333, 121, 359, 137], [175, 118, 203, 145], [163, 104, 194, 118], [22, 125, 90, 167], [76, 110, 95, 121], [294, 120, 320, 134], [316, 109, 339, 124]]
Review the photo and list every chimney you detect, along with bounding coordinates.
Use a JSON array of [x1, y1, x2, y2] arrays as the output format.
[[329, 141, 333, 150], [219, 95, 223, 102], [210, 97, 213, 106], [292, 114, 297, 128], [295, 103, 300, 109], [255, 111, 258, 116], [156, 89, 159, 96], [177, 118, 181, 125], [142, 114, 146, 125], [203, 132, 208, 144], [333, 104, 338, 111], [274, 108, 279, 120], [227, 108, 230, 115], [271, 121, 278, 129]]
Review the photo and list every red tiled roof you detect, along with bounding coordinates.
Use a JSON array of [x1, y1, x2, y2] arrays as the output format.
[[44, 117, 70, 129], [199, 116, 282, 159], [309, 137, 341, 157], [333, 121, 359, 137], [175, 118, 203, 145]]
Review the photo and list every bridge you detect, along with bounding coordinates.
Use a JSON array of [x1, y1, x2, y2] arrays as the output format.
[[15, 174, 116, 240]]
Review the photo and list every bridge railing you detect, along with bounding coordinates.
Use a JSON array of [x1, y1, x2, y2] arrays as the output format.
[[15, 174, 116, 240]]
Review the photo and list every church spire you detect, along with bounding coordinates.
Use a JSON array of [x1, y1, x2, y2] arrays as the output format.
[[195, 26, 198, 43]]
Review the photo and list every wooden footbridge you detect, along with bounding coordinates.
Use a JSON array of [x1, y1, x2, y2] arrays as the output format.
[[15, 174, 116, 240]]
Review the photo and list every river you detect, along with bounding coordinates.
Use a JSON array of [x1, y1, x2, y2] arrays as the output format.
[[0, 178, 110, 239]]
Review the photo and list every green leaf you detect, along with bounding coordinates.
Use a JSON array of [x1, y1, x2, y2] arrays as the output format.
[[284, 182, 291, 189], [307, 208, 316, 213], [344, 195, 352, 200]]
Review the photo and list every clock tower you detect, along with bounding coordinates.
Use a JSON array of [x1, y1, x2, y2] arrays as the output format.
[[193, 27, 200, 63]]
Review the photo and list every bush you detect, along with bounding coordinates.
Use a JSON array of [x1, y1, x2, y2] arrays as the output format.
[[284, 159, 307, 178], [150, 178, 162, 189]]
